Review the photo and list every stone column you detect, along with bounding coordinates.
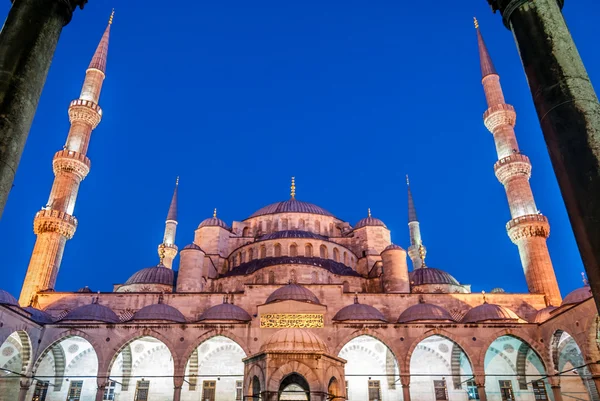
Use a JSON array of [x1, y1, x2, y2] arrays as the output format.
[[95, 379, 108, 401], [551, 385, 564, 401], [17, 378, 32, 401], [173, 384, 182, 401], [401, 375, 411, 401], [0, 0, 86, 217], [487, 0, 600, 310], [474, 373, 487, 401]]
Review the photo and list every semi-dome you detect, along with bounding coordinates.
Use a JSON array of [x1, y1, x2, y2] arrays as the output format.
[[462, 303, 521, 323], [125, 264, 174, 286], [354, 216, 387, 229], [410, 268, 460, 286], [182, 243, 203, 251], [261, 328, 328, 353], [562, 285, 592, 306], [383, 244, 404, 252], [333, 299, 387, 322], [62, 303, 119, 323], [259, 230, 328, 241], [23, 307, 54, 324], [197, 302, 251, 322], [198, 217, 229, 230], [266, 283, 320, 305], [77, 286, 93, 293], [249, 199, 334, 218], [132, 303, 186, 323], [532, 306, 557, 323], [0, 289, 18, 306], [397, 303, 455, 323]]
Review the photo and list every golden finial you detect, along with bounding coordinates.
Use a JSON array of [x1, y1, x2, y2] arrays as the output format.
[[213, 208, 217, 218], [290, 177, 296, 199], [406, 174, 410, 186], [582, 272, 589, 285], [482, 290, 487, 304], [109, 9, 115, 25], [418, 244, 426, 267], [175, 176, 179, 186], [473, 17, 479, 29], [368, 208, 371, 218], [159, 245, 165, 265]]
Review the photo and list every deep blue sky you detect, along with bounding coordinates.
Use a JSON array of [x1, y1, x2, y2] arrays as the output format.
[[1, 1, 598, 299]]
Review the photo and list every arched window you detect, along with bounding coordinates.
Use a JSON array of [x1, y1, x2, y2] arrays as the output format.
[[241, 251, 246, 263], [311, 271, 318, 283], [315, 220, 320, 233], [305, 243, 313, 257], [235, 253, 241, 266], [342, 281, 350, 292], [266, 220, 272, 233], [282, 218, 288, 230], [290, 243, 298, 257], [274, 243, 282, 257], [343, 251, 348, 265], [320, 245, 328, 258], [290, 270, 296, 283], [248, 248, 254, 261], [299, 219, 305, 230], [260, 245, 267, 259], [242, 227, 250, 237], [268, 271, 275, 284], [329, 223, 334, 236], [333, 248, 340, 262], [273, 220, 279, 231]]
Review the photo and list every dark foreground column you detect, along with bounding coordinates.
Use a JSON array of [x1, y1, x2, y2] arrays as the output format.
[[0, 0, 86, 218], [487, 0, 600, 310]]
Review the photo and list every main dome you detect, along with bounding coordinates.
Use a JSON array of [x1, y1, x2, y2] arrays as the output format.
[[248, 199, 334, 218], [125, 264, 175, 286]]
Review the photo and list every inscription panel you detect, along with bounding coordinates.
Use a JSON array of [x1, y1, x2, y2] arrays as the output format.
[[260, 313, 324, 328]]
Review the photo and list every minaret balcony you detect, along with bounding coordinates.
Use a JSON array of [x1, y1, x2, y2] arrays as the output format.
[[52, 150, 91, 180], [506, 214, 550, 243], [33, 209, 77, 239], [483, 103, 516, 132], [494, 153, 532, 184], [68, 99, 103, 128]]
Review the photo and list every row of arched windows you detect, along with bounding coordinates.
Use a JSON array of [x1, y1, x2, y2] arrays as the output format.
[[241, 218, 339, 237], [230, 242, 354, 268]]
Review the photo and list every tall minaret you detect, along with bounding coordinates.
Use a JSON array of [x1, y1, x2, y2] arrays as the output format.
[[19, 13, 114, 306], [475, 19, 561, 306], [158, 178, 179, 269], [407, 175, 426, 269]]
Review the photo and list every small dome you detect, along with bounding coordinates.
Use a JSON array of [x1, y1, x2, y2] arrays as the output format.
[[125, 264, 174, 286], [410, 268, 460, 286], [462, 303, 521, 323], [266, 283, 320, 304], [562, 285, 592, 306], [23, 307, 54, 324], [333, 300, 387, 322], [198, 217, 229, 230], [259, 230, 328, 241], [182, 243, 203, 251], [249, 199, 334, 218], [354, 216, 387, 229], [0, 289, 18, 306], [261, 328, 328, 353], [62, 303, 119, 323], [397, 303, 455, 323], [77, 286, 93, 293], [532, 306, 557, 323], [383, 244, 404, 252], [490, 288, 505, 293], [132, 303, 186, 323], [198, 303, 251, 322]]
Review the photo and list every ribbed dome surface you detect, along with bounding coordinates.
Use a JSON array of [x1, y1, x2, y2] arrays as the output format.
[[532, 306, 557, 323], [462, 303, 520, 323], [562, 285, 592, 306], [0, 289, 18, 306], [397, 303, 454, 323], [198, 217, 229, 230], [198, 303, 251, 322], [125, 265, 174, 286], [132, 303, 186, 323], [333, 302, 387, 322], [62, 303, 119, 323], [23, 307, 54, 324], [182, 243, 203, 251], [249, 199, 334, 218], [77, 286, 93, 293], [259, 230, 328, 241], [266, 283, 320, 304], [383, 244, 404, 252], [354, 216, 386, 229], [261, 328, 328, 353], [410, 268, 460, 286]]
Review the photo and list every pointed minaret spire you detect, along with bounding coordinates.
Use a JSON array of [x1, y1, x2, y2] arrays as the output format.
[[158, 178, 179, 269], [406, 175, 426, 269], [19, 15, 114, 306], [476, 20, 561, 306]]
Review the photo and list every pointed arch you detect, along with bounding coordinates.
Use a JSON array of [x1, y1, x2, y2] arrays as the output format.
[[260, 245, 267, 259], [274, 243, 282, 257], [304, 243, 313, 257], [320, 245, 328, 259], [290, 243, 298, 257]]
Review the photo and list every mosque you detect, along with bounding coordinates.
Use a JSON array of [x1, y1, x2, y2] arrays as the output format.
[[0, 12, 598, 401]]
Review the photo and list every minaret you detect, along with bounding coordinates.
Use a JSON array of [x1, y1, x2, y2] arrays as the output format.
[[475, 19, 561, 305], [19, 13, 114, 306], [158, 177, 179, 269], [407, 175, 426, 269]]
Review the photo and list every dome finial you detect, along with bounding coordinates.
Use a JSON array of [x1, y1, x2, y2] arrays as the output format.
[[354, 292, 359, 304], [175, 176, 179, 186], [213, 208, 217, 218], [481, 290, 487, 304], [290, 176, 296, 199], [418, 244, 427, 268], [368, 208, 371, 218], [406, 174, 410, 186], [158, 245, 166, 265], [158, 292, 164, 304], [582, 272, 589, 286], [473, 16, 479, 29], [109, 9, 115, 25]]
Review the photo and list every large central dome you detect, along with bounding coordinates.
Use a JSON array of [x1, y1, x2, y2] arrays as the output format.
[[248, 199, 334, 218]]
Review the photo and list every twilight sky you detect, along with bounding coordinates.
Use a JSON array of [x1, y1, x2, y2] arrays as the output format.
[[1, 1, 598, 300]]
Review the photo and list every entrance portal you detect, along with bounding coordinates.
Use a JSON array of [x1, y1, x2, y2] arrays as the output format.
[[279, 373, 310, 401]]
